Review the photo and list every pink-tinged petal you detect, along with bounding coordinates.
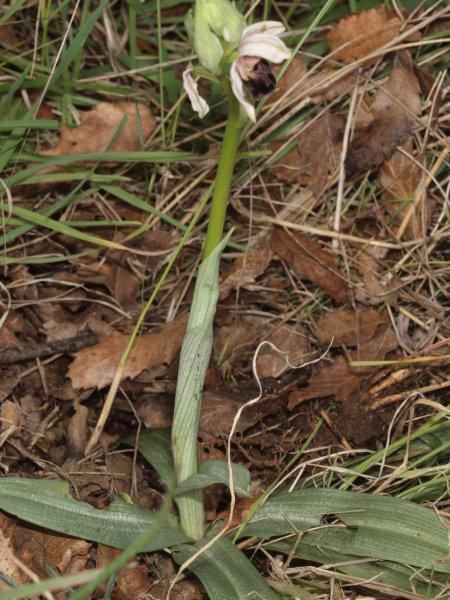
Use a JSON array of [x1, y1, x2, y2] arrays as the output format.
[[230, 61, 256, 123], [182, 69, 209, 118], [239, 33, 291, 63], [242, 21, 285, 39]]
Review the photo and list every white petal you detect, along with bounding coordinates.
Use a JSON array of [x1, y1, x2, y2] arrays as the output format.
[[182, 69, 209, 118], [242, 21, 285, 39], [239, 33, 291, 63], [230, 61, 256, 123]]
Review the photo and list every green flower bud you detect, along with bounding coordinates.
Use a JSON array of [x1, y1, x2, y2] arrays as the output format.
[[187, 0, 245, 74], [204, 0, 245, 47]]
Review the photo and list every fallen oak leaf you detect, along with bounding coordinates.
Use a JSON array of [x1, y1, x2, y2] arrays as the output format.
[[270, 227, 347, 304], [68, 315, 187, 389]]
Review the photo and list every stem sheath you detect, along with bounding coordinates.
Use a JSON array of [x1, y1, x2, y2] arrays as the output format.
[[172, 86, 242, 540]]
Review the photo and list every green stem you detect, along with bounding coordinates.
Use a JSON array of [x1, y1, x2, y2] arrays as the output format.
[[172, 85, 242, 540], [203, 84, 242, 259]]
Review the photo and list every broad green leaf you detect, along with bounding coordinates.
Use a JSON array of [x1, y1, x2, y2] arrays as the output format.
[[175, 459, 251, 498], [269, 528, 446, 597], [240, 488, 450, 574], [173, 538, 280, 600], [0, 477, 190, 551], [123, 429, 175, 489]]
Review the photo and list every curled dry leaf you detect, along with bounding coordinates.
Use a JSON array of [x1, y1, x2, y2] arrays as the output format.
[[219, 237, 273, 300], [67, 315, 187, 389], [327, 5, 418, 65], [256, 323, 310, 378], [346, 51, 421, 176], [314, 306, 385, 346], [270, 227, 347, 304], [272, 110, 345, 193]]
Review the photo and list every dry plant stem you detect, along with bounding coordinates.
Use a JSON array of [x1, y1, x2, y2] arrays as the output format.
[[172, 86, 242, 540]]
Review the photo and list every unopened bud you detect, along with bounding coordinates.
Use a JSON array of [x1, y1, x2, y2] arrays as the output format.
[[187, 0, 245, 74]]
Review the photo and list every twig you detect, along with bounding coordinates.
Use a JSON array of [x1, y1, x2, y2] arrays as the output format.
[[0, 332, 99, 365]]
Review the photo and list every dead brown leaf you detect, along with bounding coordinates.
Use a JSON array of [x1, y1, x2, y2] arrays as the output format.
[[67, 400, 88, 454], [0, 515, 25, 590], [272, 110, 345, 193], [219, 237, 273, 300], [31, 102, 156, 185], [314, 306, 385, 346], [270, 57, 308, 104], [0, 312, 24, 349], [288, 322, 398, 409], [327, 6, 418, 64], [199, 389, 255, 440], [67, 315, 187, 389], [288, 356, 363, 408], [43, 102, 155, 159], [379, 142, 435, 239], [353, 246, 398, 305], [97, 545, 151, 599], [0, 22, 22, 49], [1, 400, 22, 431], [346, 52, 421, 176], [14, 525, 91, 580], [349, 323, 398, 373], [270, 227, 347, 303], [256, 323, 310, 378]]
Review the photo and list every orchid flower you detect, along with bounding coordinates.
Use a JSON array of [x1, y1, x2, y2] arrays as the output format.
[[183, 21, 291, 122]]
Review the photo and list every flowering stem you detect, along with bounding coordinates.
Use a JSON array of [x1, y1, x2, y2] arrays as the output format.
[[172, 83, 243, 540], [203, 83, 242, 258]]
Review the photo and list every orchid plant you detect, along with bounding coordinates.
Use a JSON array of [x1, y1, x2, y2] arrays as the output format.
[[171, 0, 291, 540]]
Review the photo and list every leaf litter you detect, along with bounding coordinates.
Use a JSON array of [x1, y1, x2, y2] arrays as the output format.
[[0, 2, 449, 597]]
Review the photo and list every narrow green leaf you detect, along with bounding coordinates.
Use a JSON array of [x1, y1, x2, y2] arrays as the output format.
[[175, 460, 251, 498], [173, 538, 280, 600], [11, 205, 127, 250], [0, 477, 189, 551], [123, 429, 175, 489], [0, 119, 58, 131]]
